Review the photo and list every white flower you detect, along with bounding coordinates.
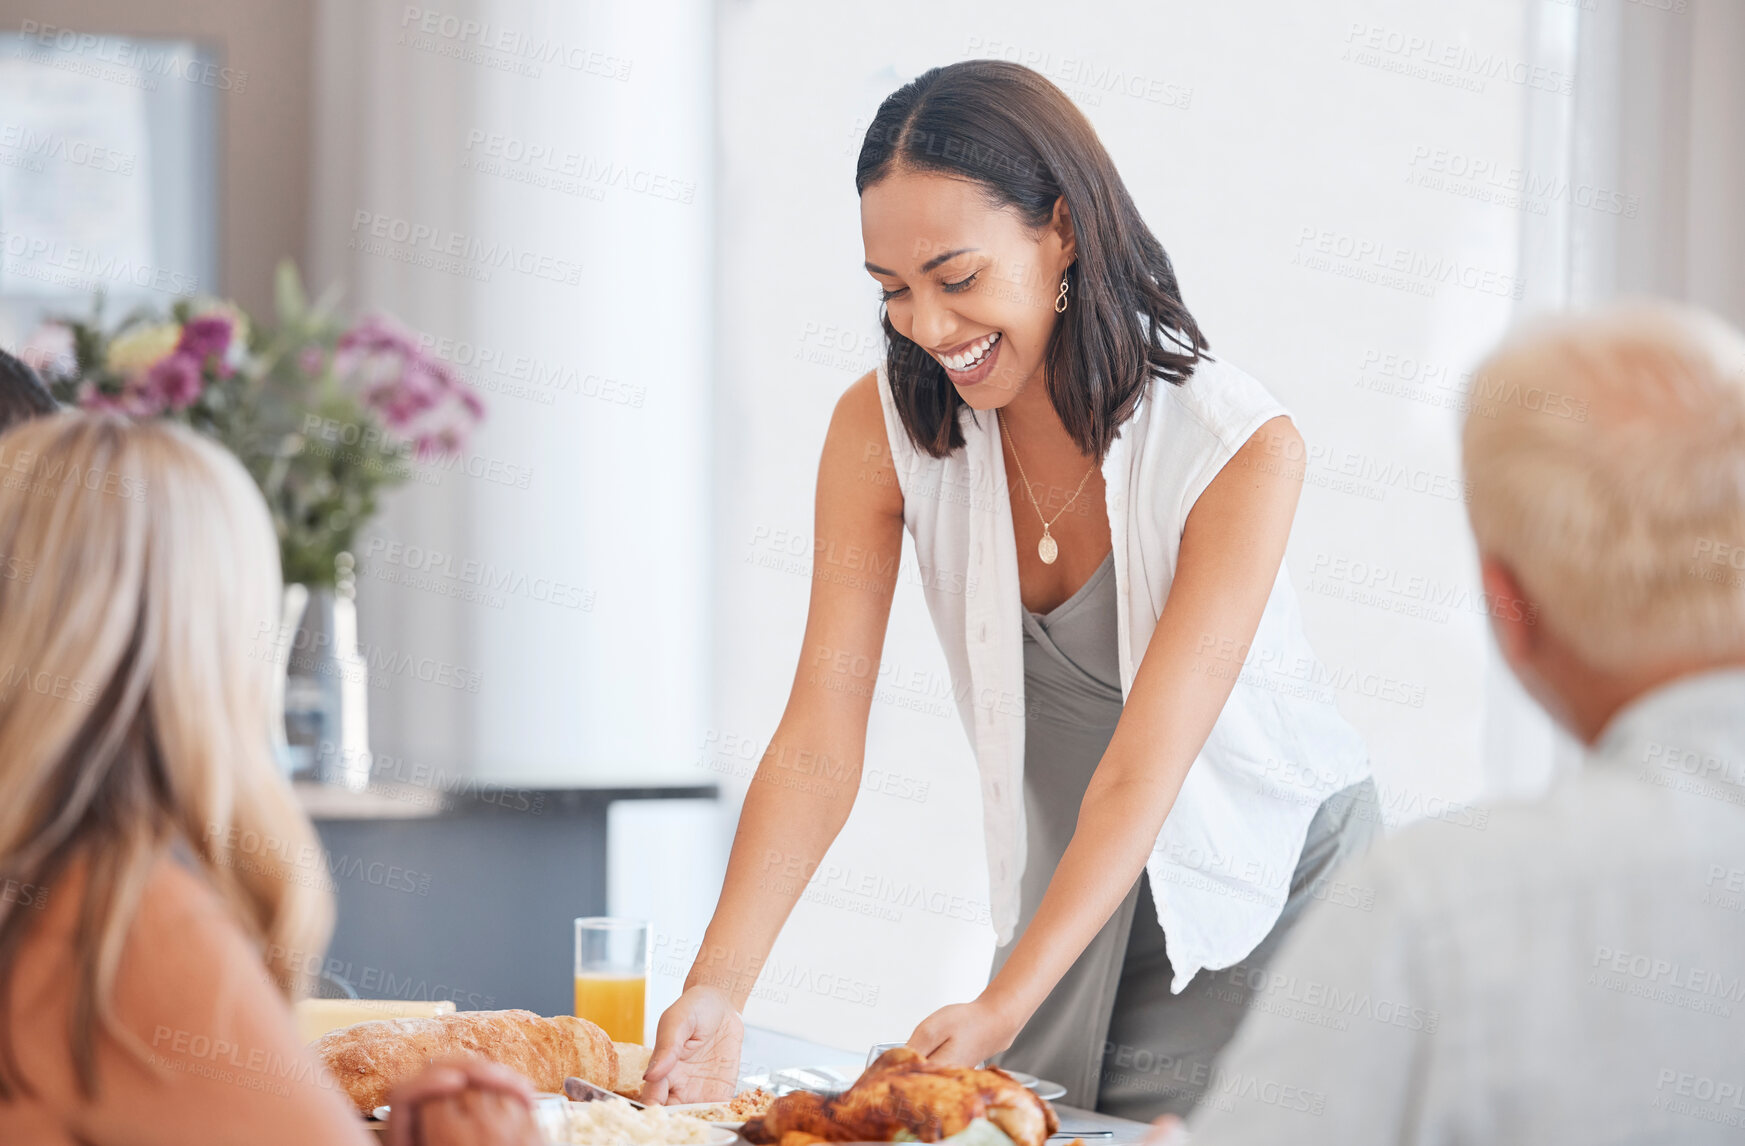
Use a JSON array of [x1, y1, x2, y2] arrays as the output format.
[[21, 323, 75, 378]]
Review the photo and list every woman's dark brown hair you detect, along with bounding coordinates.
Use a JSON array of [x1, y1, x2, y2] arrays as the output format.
[[0, 349, 59, 433], [856, 59, 1207, 460]]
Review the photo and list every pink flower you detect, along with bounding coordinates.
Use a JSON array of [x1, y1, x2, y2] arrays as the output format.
[[413, 427, 464, 461], [77, 377, 165, 418], [298, 346, 326, 375], [332, 313, 485, 455], [76, 380, 133, 415], [375, 360, 448, 427], [336, 314, 423, 364], [176, 314, 233, 369], [143, 353, 204, 411]]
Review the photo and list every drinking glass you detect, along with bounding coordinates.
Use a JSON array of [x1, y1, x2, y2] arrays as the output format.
[[573, 917, 648, 1043]]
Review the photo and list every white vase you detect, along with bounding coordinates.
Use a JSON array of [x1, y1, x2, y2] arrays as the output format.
[[278, 569, 372, 790], [272, 582, 310, 778]]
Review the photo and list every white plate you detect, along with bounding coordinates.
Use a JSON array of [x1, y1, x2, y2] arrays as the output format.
[[371, 1091, 571, 1121], [373, 1094, 740, 1146], [544, 1103, 739, 1146], [543, 1124, 739, 1146], [662, 1101, 748, 1129], [988, 1070, 1066, 1101]]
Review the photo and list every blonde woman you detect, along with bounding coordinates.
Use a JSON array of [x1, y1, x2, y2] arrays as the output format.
[[0, 414, 534, 1145]]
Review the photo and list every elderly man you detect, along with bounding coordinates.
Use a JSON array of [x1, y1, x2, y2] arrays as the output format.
[[1174, 302, 1745, 1143]]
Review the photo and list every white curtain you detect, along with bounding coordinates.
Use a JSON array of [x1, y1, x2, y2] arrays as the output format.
[[307, 0, 714, 788], [1569, 0, 1745, 316], [1497, 0, 1745, 794]]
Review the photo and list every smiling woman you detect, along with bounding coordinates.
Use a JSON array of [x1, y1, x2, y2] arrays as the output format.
[[645, 60, 1378, 1124], [855, 61, 1205, 461]]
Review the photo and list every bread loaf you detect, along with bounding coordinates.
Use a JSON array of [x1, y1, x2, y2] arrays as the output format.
[[613, 1041, 651, 1099], [313, 1008, 617, 1114]]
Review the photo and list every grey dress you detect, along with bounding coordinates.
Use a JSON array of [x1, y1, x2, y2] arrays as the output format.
[[989, 552, 1380, 1119]]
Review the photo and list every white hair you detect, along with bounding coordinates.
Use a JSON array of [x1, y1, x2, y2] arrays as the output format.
[[1462, 300, 1745, 670]]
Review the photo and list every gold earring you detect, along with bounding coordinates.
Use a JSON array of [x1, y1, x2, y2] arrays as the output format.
[[1054, 271, 1070, 313]]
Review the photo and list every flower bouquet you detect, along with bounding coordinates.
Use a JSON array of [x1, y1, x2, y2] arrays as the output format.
[[25, 262, 488, 785], [25, 260, 485, 586]]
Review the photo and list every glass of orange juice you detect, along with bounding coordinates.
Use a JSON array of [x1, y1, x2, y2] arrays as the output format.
[[573, 917, 648, 1043]]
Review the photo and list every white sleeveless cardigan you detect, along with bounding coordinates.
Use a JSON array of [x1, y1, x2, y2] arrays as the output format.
[[873, 354, 1372, 991]]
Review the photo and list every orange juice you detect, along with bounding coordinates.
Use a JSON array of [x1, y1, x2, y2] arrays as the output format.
[[574, 972, 646, 1042]]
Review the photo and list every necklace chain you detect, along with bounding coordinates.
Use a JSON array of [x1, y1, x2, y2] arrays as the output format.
[[996, 408, 1097, 565]]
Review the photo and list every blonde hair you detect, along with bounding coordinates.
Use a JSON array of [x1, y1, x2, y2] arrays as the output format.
[[0, 414, 332, 1098], [1463, 301, 1745, 670]]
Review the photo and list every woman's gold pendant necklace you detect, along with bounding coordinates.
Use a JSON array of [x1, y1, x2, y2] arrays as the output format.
[[997, 408, 1097, 566]]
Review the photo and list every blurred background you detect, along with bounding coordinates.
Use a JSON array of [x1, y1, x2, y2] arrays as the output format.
[[0, 0, 1740, 1054]]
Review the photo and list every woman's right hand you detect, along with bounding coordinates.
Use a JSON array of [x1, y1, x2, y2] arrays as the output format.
[[640, 984, 745, 1105]]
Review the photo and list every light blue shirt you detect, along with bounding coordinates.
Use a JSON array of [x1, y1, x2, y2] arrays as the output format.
[[1186, 668, 1745, 1144]]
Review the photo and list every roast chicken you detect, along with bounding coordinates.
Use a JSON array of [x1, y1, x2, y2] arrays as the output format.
[[741, 1047, 1059, 1146]]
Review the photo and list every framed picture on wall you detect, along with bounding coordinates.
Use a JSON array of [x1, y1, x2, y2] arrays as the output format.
[[0, 30, 220, 343]]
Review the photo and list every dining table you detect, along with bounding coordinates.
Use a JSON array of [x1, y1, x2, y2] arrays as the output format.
[[359, 1020, 1165, 1143]]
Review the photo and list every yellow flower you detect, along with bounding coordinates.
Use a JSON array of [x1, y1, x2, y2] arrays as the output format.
[[105, 322, 181, 375]]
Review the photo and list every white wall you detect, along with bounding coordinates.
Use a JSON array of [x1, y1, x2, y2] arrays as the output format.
[[712, 0, 1548, 1051]]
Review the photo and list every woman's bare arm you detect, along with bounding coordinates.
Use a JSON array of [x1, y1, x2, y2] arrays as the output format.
[[911, 416, 1307, 1062], [684, 369, 906, 1005], [644, 371, 907, 1103]]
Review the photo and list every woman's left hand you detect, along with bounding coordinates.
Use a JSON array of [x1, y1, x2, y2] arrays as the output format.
[[906, 997, 1022, 1067]]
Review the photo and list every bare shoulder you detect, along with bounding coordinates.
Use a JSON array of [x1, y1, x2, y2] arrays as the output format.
[[819, 369, 903, 519], [17, 853, 263, 1001], [1245, 413, 1303, 455], [101, 856, 279, 1052], [7, 853, 363, 1144], [1, 855, 220, 1020], [126, 857, 255, 965], [1218, 414, 1305, 495], [831, 369, 889, 453], [102, 857, 364, 1141]]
